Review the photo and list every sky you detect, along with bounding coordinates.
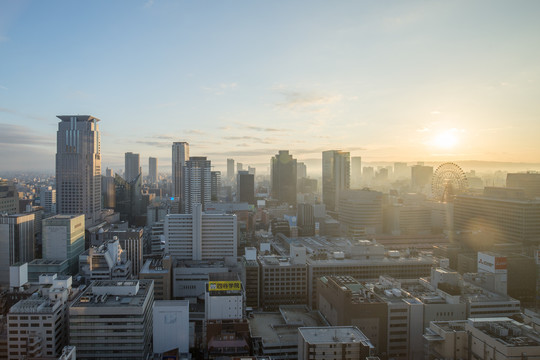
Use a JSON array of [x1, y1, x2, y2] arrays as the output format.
[[1, 0, 540, 175]]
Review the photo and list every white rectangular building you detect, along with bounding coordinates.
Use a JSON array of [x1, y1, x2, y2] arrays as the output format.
[[153, 300, 190, 354], [165, 204, 237, 261]]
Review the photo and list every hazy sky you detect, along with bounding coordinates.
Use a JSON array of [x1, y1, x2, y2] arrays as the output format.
[[1, 1, 540, 174]]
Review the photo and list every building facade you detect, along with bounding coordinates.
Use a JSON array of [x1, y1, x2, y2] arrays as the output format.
[[56, 115, 101, 225], [172, 142, 189, 199], [42, 214, 85, 276], [322, 150, 350, 211], [0, 214, 35, 286], [124, 152, 141, 183], [271, 150, 297, 206], [183, 156, 211, 213]]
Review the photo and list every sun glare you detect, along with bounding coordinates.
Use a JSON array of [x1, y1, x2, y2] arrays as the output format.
[[432, 130, 458, 149]]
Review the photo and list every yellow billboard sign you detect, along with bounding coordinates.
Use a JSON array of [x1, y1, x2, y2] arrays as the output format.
[[208, 281, 242, 291]]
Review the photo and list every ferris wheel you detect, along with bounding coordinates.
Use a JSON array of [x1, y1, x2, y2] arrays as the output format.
[[431, 162, 468, 202]]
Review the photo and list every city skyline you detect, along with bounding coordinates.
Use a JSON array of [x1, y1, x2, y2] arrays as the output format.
[[2, 1, 540, 173]]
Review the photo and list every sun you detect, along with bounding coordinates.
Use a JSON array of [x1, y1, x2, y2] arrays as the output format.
[[432, 130, 458, 149]]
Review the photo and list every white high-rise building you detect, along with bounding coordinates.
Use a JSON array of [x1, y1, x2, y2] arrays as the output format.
[[56, 115, 101, 225], [164, 204, 237, 261], [183, 156, 211, 213], [172, 142, 189, 199], [125, 152, 141, 183]]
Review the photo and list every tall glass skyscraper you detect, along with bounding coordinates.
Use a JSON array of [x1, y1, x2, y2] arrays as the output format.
[[172, 142, 189, 199], [322, 150, 350, 212], [56, 115, 101, 225]]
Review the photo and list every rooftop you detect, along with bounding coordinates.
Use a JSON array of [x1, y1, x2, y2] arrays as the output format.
[[71, 280, 152, 308], [299, 326, 373, 346]]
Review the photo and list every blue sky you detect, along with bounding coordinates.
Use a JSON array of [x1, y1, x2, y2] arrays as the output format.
[[1, 1, 540, 174]]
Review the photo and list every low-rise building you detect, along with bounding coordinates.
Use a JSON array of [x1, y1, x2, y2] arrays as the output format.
[[298, 326, 374, 360]]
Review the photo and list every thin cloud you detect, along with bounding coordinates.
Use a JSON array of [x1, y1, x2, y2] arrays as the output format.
[[233, 121, 285, 132], [185, 129, 205, 135], [201, 82, 238, 95], [0, 124, 54, 146], [135, 140, 170, 148], [0, 106, 46, 121], [143, 0, 155, 8], [275, 89, 342, 113]]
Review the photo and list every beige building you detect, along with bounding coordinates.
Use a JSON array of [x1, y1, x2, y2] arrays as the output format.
[[298, 326, 373, 360], [425, 318, 540, 360], [139, 254, 172, 300]]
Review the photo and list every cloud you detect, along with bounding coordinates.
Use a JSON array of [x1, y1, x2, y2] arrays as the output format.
[[135, 140, 170, 148], [0, 124, 54, 146], [143, 0, 155, 8], [275, 88, 342, 113], [233, 121, 285, 132], [0, 84, 7, 90], [185, 129, 205, 135], [417, 127, 430, 132], [223, 135, 278, 144], [0, 106, 47, 121]]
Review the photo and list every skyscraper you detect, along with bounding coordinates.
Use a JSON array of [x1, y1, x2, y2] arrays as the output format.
[[237, 170, 255, 205], [183, 156, 211, 213], [351, 156, 362, 187], [211, 171, 221, 201], [125, 152, 141, 183], [172, 142, 189, 199], [0, 214, 35, 286], [149, 157, 158, 184], [271, 150, 297, 205], [56, 115, 101, 225], [227, 158, 235, 181], [322, 150, 350, 211], [0, 178, 18, 214]]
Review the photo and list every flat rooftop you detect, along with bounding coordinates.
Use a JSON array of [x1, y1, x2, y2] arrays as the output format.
[[249, 306, 327, 346], [71, 280, 152, 308], [299, 326, 372, 345]]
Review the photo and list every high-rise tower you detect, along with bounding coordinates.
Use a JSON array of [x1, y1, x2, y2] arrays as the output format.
[[270, 150, 297, 205], [149, 157, 158, 184], [322, 150, 350, 211], [172, 142, 189, 199], [227, 158, 235, 182], [56, 115, 101, 225], [125, 152, 141, 183], [183, 156, 211, 213]]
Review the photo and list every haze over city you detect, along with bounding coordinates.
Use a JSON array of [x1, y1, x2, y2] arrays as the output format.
[[2, 1, 540, 173]]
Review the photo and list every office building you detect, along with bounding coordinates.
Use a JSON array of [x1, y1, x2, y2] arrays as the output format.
[[165, 204, 237, 261], [297, 162, 307, 179], [69, 280, 154, 359], [139, 254, 172, 300], [172, 142, 189, 199], [79, 238, 132, 283], [394, 162, 409, 180], [114, 173, 142, 224], [351, 156, 362, 187], [125, 152, 141, 183], [322, 150, 350, 211], [42, 214, 85, 275], [7, 294, 68, 359], [317, 276, 388, 356], [411, 163, 433, 190], [237, 162, 243, 173], [0, 214, 34, 286], [0, 179, 18, 214], [338, 189, 383, 237], [149, 157, 158, 184], [297, 203, 315, 236], [101, 174, 115, 208], [425, 318, 540, 360], [237, 171, 255, 205], [227, 158, 235, 181], [211, 170, 221, 201], [249, 305, 328, 360], [56, 115, 101, 225], [271, 150, 297, 205], [183, 156, 211, 213], [506, 172, 540, 198], [153, 300, 190, 354], [454, 187, 540, 245], [298, 326, 374, 360], [259, 247, 308, 311], [106, 229, 144, 276], [39, 186, 56, 214]]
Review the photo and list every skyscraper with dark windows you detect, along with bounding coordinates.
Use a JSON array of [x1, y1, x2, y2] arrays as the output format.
[[271, 150, 297, 205], [322, 150, 350, 212], [125, 152, 141, 183], [149, 157, 158, 184], [227, 158, 235, 182], [172, 142, 189, 199], [237, 170, 255, 205], [56, 115, 101, 225]]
